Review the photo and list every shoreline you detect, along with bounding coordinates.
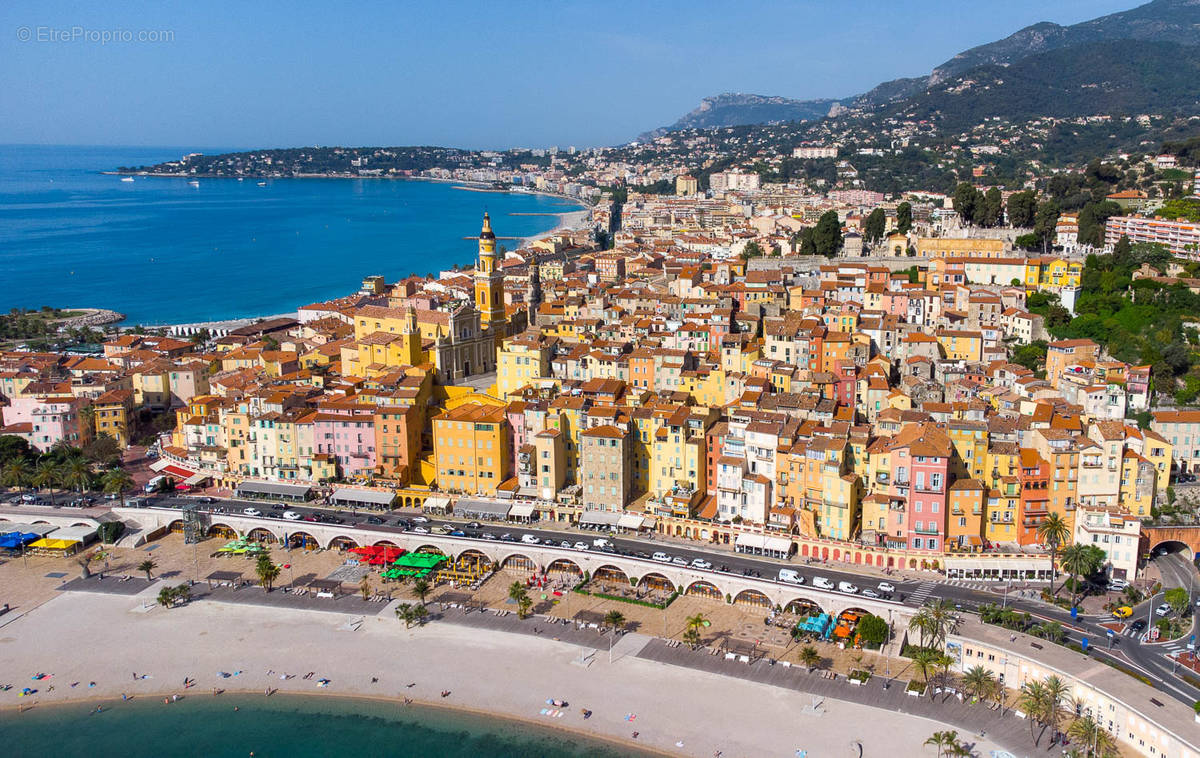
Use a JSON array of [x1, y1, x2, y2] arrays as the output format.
[[0, 591, 1013, 758]]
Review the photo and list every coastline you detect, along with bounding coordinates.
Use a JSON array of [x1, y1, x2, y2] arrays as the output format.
[[0, 591, 1012, 758]]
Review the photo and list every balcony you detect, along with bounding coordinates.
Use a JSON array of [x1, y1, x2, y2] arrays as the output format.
[[875, 473, 890, 485], [914, 524, 940, 535]]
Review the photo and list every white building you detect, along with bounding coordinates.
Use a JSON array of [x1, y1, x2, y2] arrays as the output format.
[[1072, 506, 1141, 581]]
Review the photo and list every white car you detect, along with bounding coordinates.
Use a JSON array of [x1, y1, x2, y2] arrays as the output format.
[[411, 526, 429, 534], [410, 515, 429, 523], [521, 534, 540, 544], [652, 552, 671, 562], [837, 581, 859, 594], [672, 556, 688, 566], [282, 510, 302, 521], [242, 507, 261, 517], [861, 589, 881, 599], [573, 541, 588, 550], [877, 581, 896, 594], [690, 558, 712, 570], [1154, 603, 1172, 617], [812, 576, 834, 590]]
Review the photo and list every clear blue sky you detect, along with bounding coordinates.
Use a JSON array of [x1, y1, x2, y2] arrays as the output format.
[[0, 0, 1143, 150]]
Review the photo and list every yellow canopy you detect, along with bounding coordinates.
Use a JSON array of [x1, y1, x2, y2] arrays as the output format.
[[29, 537, 81, 550]]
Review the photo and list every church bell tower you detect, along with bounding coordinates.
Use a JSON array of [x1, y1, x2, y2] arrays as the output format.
[[474, 212, 505, 331]]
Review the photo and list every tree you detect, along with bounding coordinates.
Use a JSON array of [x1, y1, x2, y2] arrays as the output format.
[[604, 610, 626, 630], [812, 210, 843, 257], [863, 208, 886, 243], [924, 730, 962, 758], [359, 574, 372, 601], [411, 576, 430, 607], [1060, 543, 1103, 609], [1, 459, 30, 491], [908, 606, 938, 648], [31, 460, 61, 505], [508, 580, 532, 619], [683, 612, 707, 647], [741, 241, 765, 261], [856, 614, 889, 648], [927, 599, 959, 646], [952, 182, 981, 225], [255, 553, 281, 591], [83, 435, 121, 466], [962, 665, 996, 703], [910, 648, 940, 685], [1068, 714, 1118, 757], [137, 559, 157, 581], [1032, 621, 1066, 644], [0, 435, 33, 464], [1164, 586, 1190, 614], [62, 458, 93, 493], [1037, 513, 1071, 595], [1018, 680, 1049, 741], [1041, 675, 1071, 738], [101, 467, 134, 507], [896, 202, 913, 234], [395, 602, 418, 628], [1033, 199, 1061, 251], [979, 187, 1003, 228], [799, 645, 821, 672], [1006, 190, 1037, 228], [158, 583, 191, 608]]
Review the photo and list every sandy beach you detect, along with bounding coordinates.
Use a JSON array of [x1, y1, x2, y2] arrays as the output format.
[[0, 589, 1011, 758]]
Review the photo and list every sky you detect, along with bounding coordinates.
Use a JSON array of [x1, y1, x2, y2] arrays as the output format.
[[0, 0, 1145, 150]]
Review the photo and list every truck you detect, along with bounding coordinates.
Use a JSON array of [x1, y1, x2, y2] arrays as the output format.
[[778, 568, 804, 585], [144, 475, 166, 493]]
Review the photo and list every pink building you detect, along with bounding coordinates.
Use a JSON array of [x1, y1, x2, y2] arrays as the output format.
[[886, 423, 952, 553], [314, 410, 377, 478], [1, 395, 87, 451]]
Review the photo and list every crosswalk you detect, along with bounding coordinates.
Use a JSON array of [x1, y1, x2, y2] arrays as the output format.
[[909, 581, 936, 605], [945, 581, 993, 591]]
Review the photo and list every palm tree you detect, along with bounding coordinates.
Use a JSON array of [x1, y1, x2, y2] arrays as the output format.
[[910, 648, 939, 687], [908, 606, 937, 648], [31, 460, 61, 505], [1, 459, 30, 492], [359, 574, 372, 601], [101, 468, 134, 507], [603, 609, 626, 630], [62, 458, 92, 493], [1067, 714, 1117, 758], [137, 559, 157, 581], [799, 645, 821, 672], [255, 553, 281, 591], [1059, 544, 1098, 610], [927, 599, 959, 647], [507, 580, 532, 619], [411, 576, 430, 606], [1041, 675, 1072, 739], [395, 602, 417, 628], [1018, 680, 1049, 742], [1032, 621, 1066, 644], [683, 612, 707, 647], [962, 665, 995, 703], [1037, 513, 1071, 594], [924, 730, 961, 758]]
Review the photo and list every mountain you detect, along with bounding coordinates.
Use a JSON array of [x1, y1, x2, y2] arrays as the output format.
[[638, 93, 847, 141], [876, 39, 1200, 130], [643, 0, 1200, 134]]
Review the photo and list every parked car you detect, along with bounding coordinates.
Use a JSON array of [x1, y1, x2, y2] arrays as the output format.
[[690, 558, 712, 570], [411, 526, 429, 534], [861, 589, 881, 599], [838, 581, 859, 594], [411, 515, 429, 523], [560, 540, 571, 548], [242, 507, 261, 517], [672, 556, 688, 566], [499, 533, 515, 542], [1108, 578, 1129, 592], [572, 541, 587, 550], [271, 503, 286, 511], [877, 581, 896, 594], [652, 552, 671, 562], [303, 514, 320, 522], [812, 576, 834, 590], [365, 515, 384, 525], [521, 534, 540, 544], [466, 522, 482, 530], [777, 569, 804, 585], [281, 510, 301, 521], [1154, 604, 1172, 617], [197, 496, 216, 504], [448, 530, 465, 537]]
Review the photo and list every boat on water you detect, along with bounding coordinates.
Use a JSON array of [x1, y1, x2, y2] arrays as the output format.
[[237, 177, 244, 182], [188, 180, 200, 187], [120, 176, 134, 183], [257, 182, 267, 186]]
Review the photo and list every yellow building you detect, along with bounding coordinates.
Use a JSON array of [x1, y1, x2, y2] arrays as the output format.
[[1024, 256, 1083, 291], [649, 405, 712, 500], [947, 479, 985, 550], [432, 402, 510, 496], [474, 213, 505, 333], [947, 420, 989, 481], [917, 236, 1006, 259], [497, 333, 553, 399], [984, 482, 1020, 544], [92, 389, 135, 448], [1119, 451, 1155, 518], [935, 330, 983, 362]]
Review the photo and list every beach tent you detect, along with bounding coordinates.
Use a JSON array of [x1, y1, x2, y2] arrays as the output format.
[[0, 532, 38, 550], [27, 536, 82, 555], [381, 551, 445, 580]]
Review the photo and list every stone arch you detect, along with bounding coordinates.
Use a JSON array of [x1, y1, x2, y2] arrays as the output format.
[[287, 531, 317, 549], [403, 496, 412, 507], [886, 555, 895, 568], [833, 548, 841, 561], [592, 564, 629, 586], [325, 535, 359, 550], [71, 522, 92, 528], [863, 554, 873, 567], [801, 544, 809, 557], [784, 597, 822, 616], [167, 519, 186, 534], [31, 520, 50, 526], [821, 547, 829, 560], [546, 557, 583, 576], [208, 523, 237, 539], [414, 545, 445, 556], [734, 588, 771, 608], [501, 553, 536, 571], [637, 572, 676, 593], [373, 540, 399, 548], [908, 558, 917, 569], [246, 527, 277, 544], [685, 579, 721, 600]]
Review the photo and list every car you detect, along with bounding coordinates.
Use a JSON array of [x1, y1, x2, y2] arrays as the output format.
[[672, 556, 688, 566], [411, 526, 429, 534], [365, 516, 385, 525], [499, 533, 515, 542], [877, 581, 896, 594], [303, 514, 320, 522], [573, 541, 587, 550], [282, 510, 302, 521], [197, 496, 216, 504], [812, 576, 834, 590], [242, 507, 261, 517], [1130, 619, 1147, 634], [838, 581, 859, 594], [652, 552, 671, 562], [482, 533, 497, 541], [521, 534, 540, 544], [560, 541, 572, 548], [861, 589, 881, 599], [778, 569, 804, 585], [411, 515, 429, 523], [432, 526, 449, 535], [690, 558, 712, 570], [466, 522, 482, 530], [1154, 603, 1172, 617], [270, 503, 286, 510], [264, 511, 283, 519], [1108, 578, 1129, 592], [448, 530, 466, 537], [1111, 606, 1133, 619]]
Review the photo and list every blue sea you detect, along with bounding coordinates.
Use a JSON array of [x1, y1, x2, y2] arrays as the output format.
[[0, 694, 653, 757], [0, 145, 582, 325]]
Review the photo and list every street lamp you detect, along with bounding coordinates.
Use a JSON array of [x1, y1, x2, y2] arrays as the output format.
[[1145, 589, 1163, 638]]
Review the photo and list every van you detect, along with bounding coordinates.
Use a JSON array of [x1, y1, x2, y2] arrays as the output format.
[[651, 551, 670, 562], [778, 569, 804, 585], [144, 475, 165, 493], [812, 576, 834, 590], [838, 581, 859, 594], [593, 538, 613, 549]]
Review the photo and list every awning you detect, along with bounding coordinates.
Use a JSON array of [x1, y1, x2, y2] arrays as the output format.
[[52, 525, 97, 544], [161, 464, 195, 479], [455, 499, 511, 519], [330, 487, 396, 507], [734, 533, 792, 554], [0, 523, 56, 537], [184, 472, 210, 486], [421, 496, 450, 513], [235, 481, 312, 499], [507, 503, 536, 519], [29, 537, 80, 550], [149, 458, 172, 473], [617, 514, 645, 530], [579, 511, 622, 527]]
